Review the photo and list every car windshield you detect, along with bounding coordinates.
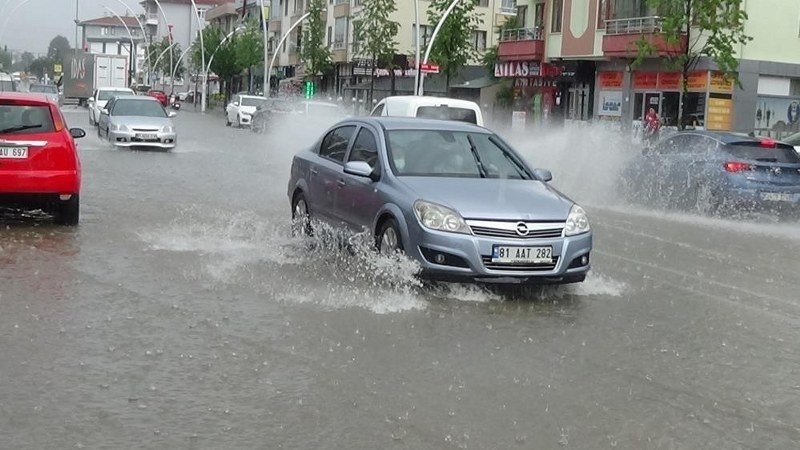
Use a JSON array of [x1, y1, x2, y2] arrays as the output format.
[[0, 104, 55, 134], [386, 129, 531, 179], [111, 99, 167, 117], [98, 90, 132, 101], [29, 85, 57, 94], [241, 97, 263, 107], [725, 143, 800, 163], [415, 106, 478, 124]]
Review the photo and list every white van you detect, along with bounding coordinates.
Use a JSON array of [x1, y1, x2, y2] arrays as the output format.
[[370, 96, 484, 126], [0, 72, 17, 92]]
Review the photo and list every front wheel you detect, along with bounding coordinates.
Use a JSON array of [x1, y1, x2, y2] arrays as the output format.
[[377, 218, 404, 255], [54, 195, 79, 226], [235, 115, 241, 128]]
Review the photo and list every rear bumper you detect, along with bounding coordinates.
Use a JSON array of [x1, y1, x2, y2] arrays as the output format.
[[0, 170, 80, 194], [721, 186, 800, 210]]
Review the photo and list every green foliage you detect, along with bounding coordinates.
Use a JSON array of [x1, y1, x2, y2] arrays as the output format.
[[0, 46, 11, 71], [147, 38, 184, 78], [11, 52, 35, 72], [426, 0, 483, 84], [47, 35, 72, 64], [192, 25, 243, 81], [483, 15, 522, 79], [301, 0, 331, 78], [355, 0, 400, 68], [234, 19, 264, 72], [29, 57, 52, 79], [635, 0, 751, 80]]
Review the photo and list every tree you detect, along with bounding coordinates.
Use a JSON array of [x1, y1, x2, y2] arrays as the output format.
[[147, 38, 184, 80], [301, 0, 331, 86], [29, 57, 53, 79], [11, 51, 35, 72], [192, 25, 243, 102], [47, 35, 72, 64], [355, 0, 400, 102], [0, 46, 11, 72], [635, 0, 751, 129], [426, 0, 483, 90], [482, 15, 520, 79], [234, 19, 264, 92]]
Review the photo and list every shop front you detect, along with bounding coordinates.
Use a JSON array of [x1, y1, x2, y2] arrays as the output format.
[[493, 60, 562, 128]]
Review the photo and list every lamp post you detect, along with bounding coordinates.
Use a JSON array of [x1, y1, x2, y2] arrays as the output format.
[[0, 0, 35, 45], [170, 43, 193, 85], [150, 0, 175, 92], [152, 41, 177, 87], [203, 26, 244, 101], [266, 11, 310, 97], [187, 0, 206, 112], [110, 0, 152, 84], [100, 5, 137, 86], [258, 0, 269, 95], [418, 0, 464, 96], [413, 0, 420, 96]]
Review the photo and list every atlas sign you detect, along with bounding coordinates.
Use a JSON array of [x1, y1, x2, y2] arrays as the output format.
[[494, 61, 564, 78]]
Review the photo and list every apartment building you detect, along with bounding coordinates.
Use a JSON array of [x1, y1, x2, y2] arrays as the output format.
[[78, 15, 147, 79], [140, 0, 223, 56], [266, 0, 518, 96], [496, 0, 800, 133]]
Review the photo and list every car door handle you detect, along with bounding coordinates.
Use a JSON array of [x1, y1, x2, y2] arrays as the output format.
[[337, 179, 347, 187], [309, 168, 318, 176]]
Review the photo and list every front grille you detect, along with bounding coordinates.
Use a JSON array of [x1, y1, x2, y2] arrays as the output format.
[[466, 220, 565, 240], [481, 256, 559, 272], [470, 225, 563, 239], [132, 128, 159, 132]]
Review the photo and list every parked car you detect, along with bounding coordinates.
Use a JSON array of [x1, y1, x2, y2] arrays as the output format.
[[27, 84, 60, 104], [147, 89, 169, 107], [0, 92, 85, 224], [97, 95, 177, 150], [620, 131, 800, 214], [225, 94, 267, 128], [370, 96, 484, 126], [88, 87, 136, 126], [287, 117, 592, 284]]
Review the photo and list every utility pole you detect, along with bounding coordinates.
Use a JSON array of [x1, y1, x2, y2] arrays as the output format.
[[75, 0, 80, 50]]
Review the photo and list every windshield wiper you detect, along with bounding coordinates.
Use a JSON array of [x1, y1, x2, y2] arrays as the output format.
[[0, 124, 42, 133], [466, 135, 487, 178], [489, 135, 532, 180]]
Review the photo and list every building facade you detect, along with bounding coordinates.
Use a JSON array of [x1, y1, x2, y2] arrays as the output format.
[[493, 0, 800, 134], [79, 15, 147, 80], [140, 0, 223, 59]]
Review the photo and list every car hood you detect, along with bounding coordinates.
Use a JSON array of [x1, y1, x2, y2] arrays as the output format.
[[112, 115, 173, 128], [398, 177, 574, 221]]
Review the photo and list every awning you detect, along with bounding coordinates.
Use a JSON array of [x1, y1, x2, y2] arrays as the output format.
[[450, 76, 499, 89]]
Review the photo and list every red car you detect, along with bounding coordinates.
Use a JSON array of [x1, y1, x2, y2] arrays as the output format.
[[0, 93, 85, 225], [147, 90, 169, 107]]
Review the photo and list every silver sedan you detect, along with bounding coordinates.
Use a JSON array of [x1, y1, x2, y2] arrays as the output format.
[[288, 117, 592, 285], [98, 95, 177, 149]]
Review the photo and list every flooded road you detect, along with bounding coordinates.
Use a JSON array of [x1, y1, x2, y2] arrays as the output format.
[[2, 107, 799, 449]]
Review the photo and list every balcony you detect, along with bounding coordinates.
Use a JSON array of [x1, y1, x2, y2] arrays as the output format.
[[602, 16, 687, 57], [497, 27, 544, 62], [334, 0, 350, 17], [332, 40, 348, 62], [268, 19, 281, 33]]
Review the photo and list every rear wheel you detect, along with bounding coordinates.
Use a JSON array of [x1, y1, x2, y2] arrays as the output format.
[[225, 114, 231, 127], [54, 195, 79, 226], [377, 218, 404, 255], [291, 193, 312, 236]]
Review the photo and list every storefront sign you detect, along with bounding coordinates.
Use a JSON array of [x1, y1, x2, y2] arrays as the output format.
[[633, 72, 658, 89], [709, 71, 734, 92], [687, 71, 708, 91], [598, 71, 623, 89], [706, 97, 733, 130], [598, 90, 623, 116], [658, 72, 682, 90], [494, 61, 541, 78], [513, 78, 558, 88]]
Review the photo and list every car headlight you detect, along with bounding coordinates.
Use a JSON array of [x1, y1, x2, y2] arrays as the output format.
[[111, 123, 129, 132], [162, 125, 175, 133], [565, 205, 590, 236], [413, 200, 471, 234]]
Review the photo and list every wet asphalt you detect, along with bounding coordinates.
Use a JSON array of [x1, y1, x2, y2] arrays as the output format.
[[1, 106, 799, 449]]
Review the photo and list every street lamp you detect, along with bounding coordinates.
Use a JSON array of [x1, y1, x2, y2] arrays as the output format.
[[170, 43, 193, 85], [187, 0, 206, 112], [0, 0, 36, 45], [418, 0, 464, 96], [100, 5, 137, 85], [203, 25, 245, 99], [413, 0, 420, 96], [258, 0, 269, 94], [110, 0, 152, 84], [266, 11, 311, 97], [152, 41, 178, 87]]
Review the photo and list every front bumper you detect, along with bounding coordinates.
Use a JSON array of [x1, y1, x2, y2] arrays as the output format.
[[406, 223, 593, 284], [238, 115, 252, 126], [108, 130, 177, 149]]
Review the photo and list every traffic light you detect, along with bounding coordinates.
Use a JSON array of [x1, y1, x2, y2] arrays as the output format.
[[303, 80, 315, 99]]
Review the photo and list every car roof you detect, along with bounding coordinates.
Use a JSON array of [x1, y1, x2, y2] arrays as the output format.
[[675, 130, 777, 144], [348, 116, 490, 133], [110, 95, 158, 102], [239, 95, 267, 99], [0, 91, 56, 105], [379, 95, 480, 109]]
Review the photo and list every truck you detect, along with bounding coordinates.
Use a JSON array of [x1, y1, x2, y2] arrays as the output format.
[[63, 50, 129, 105]]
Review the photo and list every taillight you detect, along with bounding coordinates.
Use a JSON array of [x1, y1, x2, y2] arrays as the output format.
[[49, 104, 65, 132], [724, 161, 753, 172], [759, 138, 777, 148]]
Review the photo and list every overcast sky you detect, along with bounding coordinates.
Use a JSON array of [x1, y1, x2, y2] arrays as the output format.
[[1, 0, 141, 54]]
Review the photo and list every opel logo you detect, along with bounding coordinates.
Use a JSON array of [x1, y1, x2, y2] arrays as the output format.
[[515, 222, 530, 236]]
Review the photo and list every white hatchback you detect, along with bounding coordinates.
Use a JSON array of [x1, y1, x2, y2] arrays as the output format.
[[370, 96, 484, 126], [226, 94, 267, 128], [88, 87, 135, 126]]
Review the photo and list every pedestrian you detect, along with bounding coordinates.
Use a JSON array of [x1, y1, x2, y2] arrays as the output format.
[[644, 107, 661, 144]]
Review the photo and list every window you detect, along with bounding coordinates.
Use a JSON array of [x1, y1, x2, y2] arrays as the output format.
[[597, 0, 609, 28], [370, 103, 384, 116], [334, 17, 347, 49], [319, 125, 356, 162], [327, 26, 332, 46], [284, 0, 289, 16], [111, 99, 167, 118], [0, 105, 55, 134], [478, 0, 489, 6], [412, 24, 434, 49], [295, 25, 302, 51], [551, 0, 563, 32], [516, 5, 528, 27], [101, 26, 109, 36], [271, 0, 281, 19], [534, 1, 545, 28], [348, 128, 380, 170], [471, 30, 487, 51], [352, 20, 362, 53]]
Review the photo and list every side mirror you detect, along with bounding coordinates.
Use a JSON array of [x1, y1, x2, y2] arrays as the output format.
[[69, 128, 86, 139], [168, 111, 177, 118], [532, 168, 553, 182], [88, 97, 94, 103], [233, 102, 239, 107], [100, 108, 109, 115], [344, 161, 375, 180]]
